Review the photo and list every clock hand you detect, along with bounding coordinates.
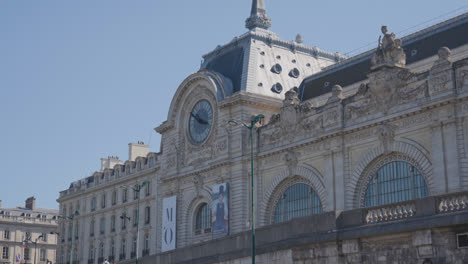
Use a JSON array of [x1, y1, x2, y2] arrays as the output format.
[[196, 113, 209, 125], [190, 112, 203, 123]]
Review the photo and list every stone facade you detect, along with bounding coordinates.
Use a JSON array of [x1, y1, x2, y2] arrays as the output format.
[[0, 197, 58, 264], [56, 146, 158, 264], [57, 4, 468, 264]]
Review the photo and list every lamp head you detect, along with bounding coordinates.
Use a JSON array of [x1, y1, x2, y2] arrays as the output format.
[[253, 114, 265, 123], [142, 180, 150, 186]]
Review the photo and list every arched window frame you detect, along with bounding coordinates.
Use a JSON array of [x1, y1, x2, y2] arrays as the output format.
[[359, 154, 429, 207], [269, 178, 323, 224], [194, 203, 211, 235]]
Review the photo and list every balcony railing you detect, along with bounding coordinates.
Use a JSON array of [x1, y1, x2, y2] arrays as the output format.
[[142, 249, 150, 257], [0, 215, 57, 225], [87, 259, 94, 264], [365, 202, 416, 224], [97, 257, 104, 263], [438, 193, 468, 213], [130, 252, 136, 259], [119, 254, 126, 260]]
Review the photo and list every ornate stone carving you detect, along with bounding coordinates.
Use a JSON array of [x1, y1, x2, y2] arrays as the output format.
[[378, 123, 397, 154], [429, 47, 453, 97], [245, 0, 272, 30], [326, 85, 344, 105], [279, 90, 301, 142], [301, 115, 323, 131], [193, 173, 204, 198], [344, 28, 430, 118], [284, 151, 299, 176], [371, 26, 406, 70]]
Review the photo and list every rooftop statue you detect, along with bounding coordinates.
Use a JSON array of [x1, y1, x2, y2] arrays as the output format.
[[371, 26, 406, 69]]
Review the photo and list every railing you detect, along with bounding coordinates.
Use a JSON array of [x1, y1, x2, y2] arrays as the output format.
[[142, 249, 149, 257], [97, 257, 104, 263], [108, 256, 115, 262], [130, 252, 136, 259], [119, 254, 126, 260], [87, 259, 94, 264], [365, 203, 416, 223], [438, 193, 468, 213], [0, 215, 57, 224]]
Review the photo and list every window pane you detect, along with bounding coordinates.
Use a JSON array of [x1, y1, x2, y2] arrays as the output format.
[[273, 183, 322, 224], [195, 203, 211, 232], [364, 161, 428, 207]]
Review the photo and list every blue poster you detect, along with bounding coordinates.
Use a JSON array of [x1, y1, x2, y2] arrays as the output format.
[[212, 182, 229, 238]]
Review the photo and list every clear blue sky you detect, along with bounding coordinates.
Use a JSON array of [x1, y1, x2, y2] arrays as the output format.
[[1, 0, 467, 209]]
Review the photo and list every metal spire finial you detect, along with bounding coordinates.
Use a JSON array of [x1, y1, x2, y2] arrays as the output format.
[[245, 0, 272, 30]]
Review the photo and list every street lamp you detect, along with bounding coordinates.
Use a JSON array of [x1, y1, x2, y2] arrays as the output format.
[[120, 180, 149, 264], [58, 210, 79, 264], [28, 234, 44, 264], [228, 114, 264, 264]]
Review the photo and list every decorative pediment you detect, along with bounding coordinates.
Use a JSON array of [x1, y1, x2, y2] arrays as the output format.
[[260, 88, 343, 148], [345, 27, 430, 120]]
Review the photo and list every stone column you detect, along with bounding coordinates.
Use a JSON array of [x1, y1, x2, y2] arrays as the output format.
[[431, 122, 448, 194], [324, 148, 345, 212], [442, 120, 461, 192]]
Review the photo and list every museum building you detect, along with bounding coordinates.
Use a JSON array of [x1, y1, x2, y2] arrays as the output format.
[[58, 1, 468, 263]]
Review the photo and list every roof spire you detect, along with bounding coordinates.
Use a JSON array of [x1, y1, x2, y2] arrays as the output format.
[[245, 0, 272, 30]]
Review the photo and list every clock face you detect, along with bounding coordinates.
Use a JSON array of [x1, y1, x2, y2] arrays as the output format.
[[189, 99, 213, 144]]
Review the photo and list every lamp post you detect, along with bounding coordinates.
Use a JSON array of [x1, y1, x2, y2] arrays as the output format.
[[228, 114, 264, 264], [49, 232, 60, 264], [121, 180, 149, 264], [31, 234, 44, 264], [59, 210, 79, 264]]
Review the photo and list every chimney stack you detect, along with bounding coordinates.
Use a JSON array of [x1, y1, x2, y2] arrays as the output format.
[[128, 141, 150, 161], [0, 200, 2, 208], [25, 197, 36, 210], [100, 156, 123, 172]]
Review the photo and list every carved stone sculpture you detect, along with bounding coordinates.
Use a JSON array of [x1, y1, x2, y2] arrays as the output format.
[[326, 85, 344, 104], [371, 26, 406, 70], [429, 47, 453, 97], [378, 123, 396, 154]]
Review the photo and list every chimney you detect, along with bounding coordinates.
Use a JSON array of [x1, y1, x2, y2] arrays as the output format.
[[128, 141, 150, 161], [0, 200, 2, 208], [100, 156, 123, 172], [25, 197, 36, 210]]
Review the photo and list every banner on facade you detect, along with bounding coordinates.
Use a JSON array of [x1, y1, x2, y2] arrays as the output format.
[[211, 182, 229, 238], [161, 195, 177, 252]]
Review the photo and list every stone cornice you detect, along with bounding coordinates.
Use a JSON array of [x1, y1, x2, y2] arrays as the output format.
[[57, 167, 159, 202], [202, 28, 345, 63], [219, 91, 282, 110]]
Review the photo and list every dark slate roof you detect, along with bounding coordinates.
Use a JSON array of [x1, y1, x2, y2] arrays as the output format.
[[204, 47, 245, 93], [299, 12, 468, 102]]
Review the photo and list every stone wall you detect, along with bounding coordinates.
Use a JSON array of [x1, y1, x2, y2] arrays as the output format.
[[141, 192, 468, 264]]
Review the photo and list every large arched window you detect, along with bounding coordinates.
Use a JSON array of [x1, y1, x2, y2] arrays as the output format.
[[364, 161, 428, 207], [273, 183, 322, 224], [194, 203, 211, 234]]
